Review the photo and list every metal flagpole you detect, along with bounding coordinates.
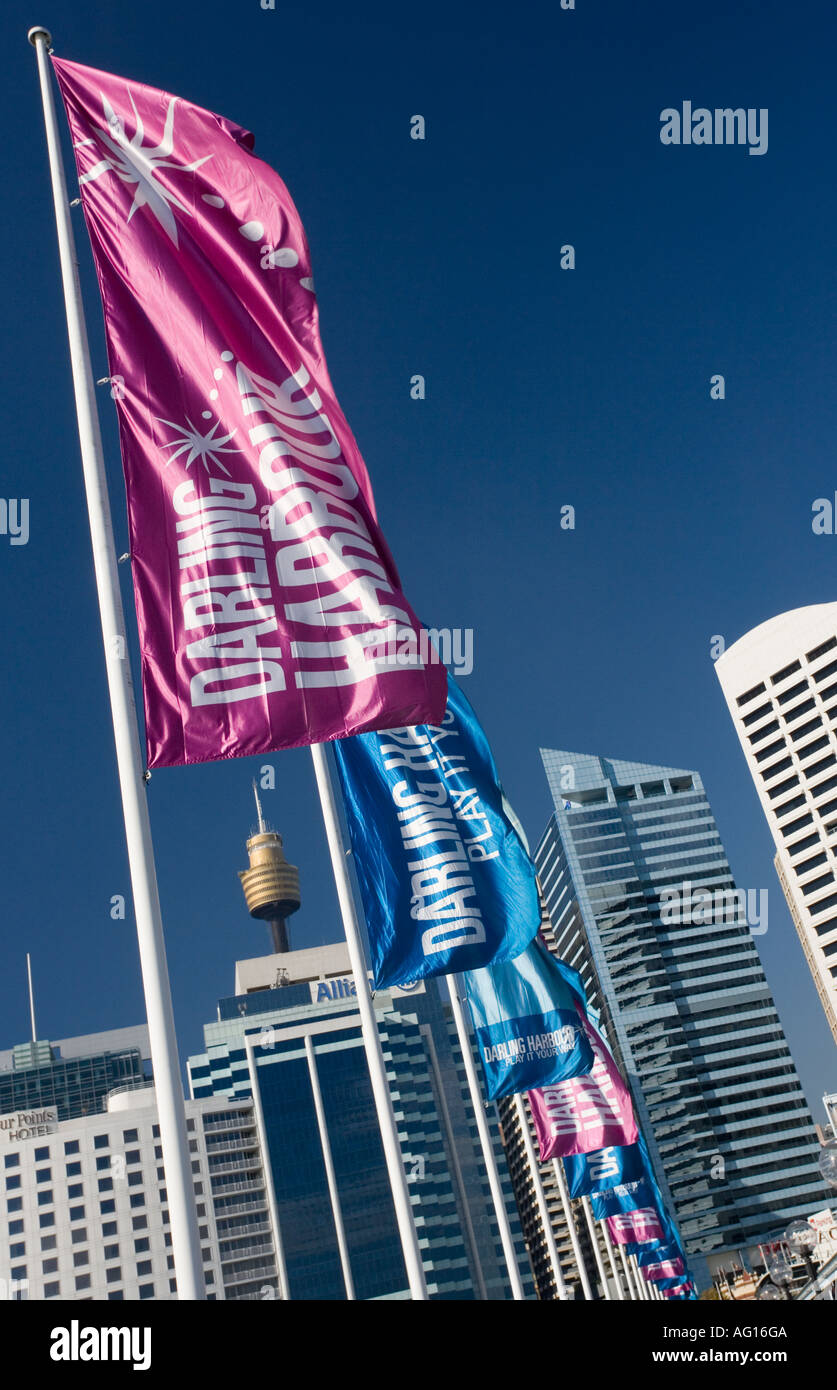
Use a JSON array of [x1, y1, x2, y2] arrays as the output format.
[[552, 1159, 593, 1300], [309, 743, 428, 1300], [632, 1253, 649, 1299], [601, 1216, 625, 1300], [28, 26, 204, 1301], [619, 1245, 637, 1298], [581, 1196, 611, 1300], [513, 1093, 569, 1300], [26, 954, 37, 1042], [304, 1035, 355, 1300], [446, 976, 525, 1300]]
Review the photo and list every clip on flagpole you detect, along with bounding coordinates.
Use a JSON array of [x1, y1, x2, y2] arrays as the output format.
[[446, 976, 526, 1299], [309, 743, 428, 1300], [28, 26, 204, 1301]]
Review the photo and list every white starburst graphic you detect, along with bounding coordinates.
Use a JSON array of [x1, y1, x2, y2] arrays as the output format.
[[77, 91, 212, 245], [158, 416, 239, 476]]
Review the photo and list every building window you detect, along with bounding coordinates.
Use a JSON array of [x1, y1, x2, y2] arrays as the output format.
[[73, 1251, 89, 1267], [42, 1258, 58, 1274], [98, 1178, 114, 1193], [40, 1235, 57, 1251], [132, 1216, 148, 1231], [44, 1281, 60, 1298], [102, 1222, 118, 1237], [64, 1141, 80, 1156], [7, 1198, 22, 1213], [96, 1156, 111, 1172], [4, 1154, 20, 1169], [37, 1191, 54, 1207], [188, 1140, 198, 1154], [5, 1175, 21, 1191], [125, 1150, 141, 1166], [130, 1194, 146, 1209], [194, 1184, 203, 1197], [156, 1167, 165, 1181], [8, 1221, 23, 1236], [108, 1290, 124, 1300], [93, 1135, 109, 1150], [71, 1228, 87, 1244], [67, 1184, 83, 1199], [152, 1126, 160, 1138], [106, 1267, 122, 1283], [69, 1207, 85, 1222], [128, 1172, 143, 1187], [138, 1284, 154, 1299], [9, 1243, 25, 1259], [134, 1237, 150, 1253], [104, 1244, 119, 1260], [169, 1278, 177, 1293], [75, 1274, 91, 1291], [122, 1130, 138, 1144], [187, 1119, 196, 1133], [34, 1147, 50, 1162], [66, 1162, 82, 1177], [39, 1213, 55, 1229], [154, 1146, 163, 1161], [191, 1161, 201, 1174], [136, 1260, 152, 1277], [159, 1189, 167, 1202], [100, 1200, 116, 1215]]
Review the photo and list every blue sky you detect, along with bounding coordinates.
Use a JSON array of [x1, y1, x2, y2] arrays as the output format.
[[1, 0, 836, 1124]]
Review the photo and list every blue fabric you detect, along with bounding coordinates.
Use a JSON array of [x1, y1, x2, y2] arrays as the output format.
[[463, 935, 594, 1099], [332, 675, 541, 988], [590, 1179, 656, 1220], [563, 1141, 646, 1197]]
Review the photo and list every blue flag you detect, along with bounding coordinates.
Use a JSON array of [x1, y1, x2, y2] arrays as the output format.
[[590, 1180, 655, 1221], [563, 1141, 646, 1197], [464, 936, 594, 1099], [332, 676, 541, 988]]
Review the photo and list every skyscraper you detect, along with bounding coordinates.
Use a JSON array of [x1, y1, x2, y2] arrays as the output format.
[[715, 603, 837, 1044], [535, 747, 828, 1287], [186, 940, 533, 1300]]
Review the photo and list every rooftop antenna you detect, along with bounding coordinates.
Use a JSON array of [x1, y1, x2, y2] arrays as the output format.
[[26, 953, 37, 1043], [252, 778, 267, 833]]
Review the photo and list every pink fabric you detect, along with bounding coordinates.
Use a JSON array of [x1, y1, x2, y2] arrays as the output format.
[[53, 57, 446, 766], [643, 1258, 686, 1282], [529, 1010, 638, 1161], [606, 1208, 664, 1248]]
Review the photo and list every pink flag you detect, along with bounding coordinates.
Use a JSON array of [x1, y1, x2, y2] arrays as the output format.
[[53, 58, 446, 766], [529, 1010, 637, 1161], [643, 1258, 685, 1282], [606, 1208, 664, 1248]]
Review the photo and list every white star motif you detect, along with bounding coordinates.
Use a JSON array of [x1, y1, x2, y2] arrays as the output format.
[[77, 90, 212, 245], [158, 416, 239, 476]]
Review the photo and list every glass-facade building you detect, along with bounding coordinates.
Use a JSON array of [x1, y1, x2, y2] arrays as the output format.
[[188, 944, 533, 1300], [536, 748, 828, 1286], [0, 1029, 149, 1123]]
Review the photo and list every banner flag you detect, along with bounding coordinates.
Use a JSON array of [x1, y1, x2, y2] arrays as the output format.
[[529, 1011, 638, 1161], [606, 1208, 664, 1248], [590, 1181, 655, 1221], [53, 57, 446, 766], [643, 1258, 686, 1282], [636, 1243, 681, 1267], [464, 936, 594, 1100], [563, 1141, 646, 1198], [332, 677, 542, 987]]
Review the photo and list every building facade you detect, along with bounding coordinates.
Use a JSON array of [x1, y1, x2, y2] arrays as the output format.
[[0, 1028, 282, 1302], [715, 604, 837, 1043], [535, 747, 828, 1286], [187, 942, 533, 1300]]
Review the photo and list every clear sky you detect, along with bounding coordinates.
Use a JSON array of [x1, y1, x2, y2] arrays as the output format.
[[2, 0, 835, 1127]]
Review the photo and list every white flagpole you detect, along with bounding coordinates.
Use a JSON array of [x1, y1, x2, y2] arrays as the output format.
[[581, 1196, 612, 1300], [445, 976, 525, 1299], [552, 1159, 593, 1300], [309, 743, 428, 1299], [513, 1093, 569, 1299], [28, 26, 204, 1302], [619, 1245, 638, 1299], [601, 1216, 625, 1299]]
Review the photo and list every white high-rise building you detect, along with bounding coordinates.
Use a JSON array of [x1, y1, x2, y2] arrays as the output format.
[[716, 603, 837, 1044]]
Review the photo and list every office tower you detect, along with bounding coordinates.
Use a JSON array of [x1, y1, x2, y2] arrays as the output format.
[[0, 1064, 280, 1301], [0, 1028, 149, 1122], [535, 747, 828, 1288], [187, 941, 533, 1300], [715, 604, 837, 1044]]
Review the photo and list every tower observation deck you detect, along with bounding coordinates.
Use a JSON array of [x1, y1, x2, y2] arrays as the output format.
[[238, 782, 301, 954]]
